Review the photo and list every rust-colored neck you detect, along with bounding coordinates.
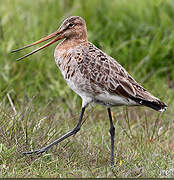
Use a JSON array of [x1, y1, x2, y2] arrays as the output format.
[[57, 37, 88, 51]]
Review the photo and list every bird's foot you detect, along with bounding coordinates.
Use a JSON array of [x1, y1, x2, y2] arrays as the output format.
[[22, 147, 48, 155]]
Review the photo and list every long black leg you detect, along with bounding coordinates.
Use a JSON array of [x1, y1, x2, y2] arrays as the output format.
[[22, 107, 86, 155], [107, 108, 115, 166]]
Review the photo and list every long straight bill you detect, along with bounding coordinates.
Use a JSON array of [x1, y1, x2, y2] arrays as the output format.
[[15, 36, 62, 61], [11, 30, 62, 61]]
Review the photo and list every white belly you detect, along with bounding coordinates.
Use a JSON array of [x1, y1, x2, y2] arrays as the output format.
[[94, 92, 138, 106]]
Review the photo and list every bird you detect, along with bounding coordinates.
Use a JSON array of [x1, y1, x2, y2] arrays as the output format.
[[11, 16, 167, 166]]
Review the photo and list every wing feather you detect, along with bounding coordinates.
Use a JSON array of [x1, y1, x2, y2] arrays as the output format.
[[76, 42, 167, 111]]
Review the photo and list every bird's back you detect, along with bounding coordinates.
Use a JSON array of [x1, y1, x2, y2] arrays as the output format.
[[55, 41, 167, 112]]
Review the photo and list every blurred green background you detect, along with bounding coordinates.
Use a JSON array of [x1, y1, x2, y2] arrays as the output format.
[[0, 0, 174, 178], [1, 0, 174, 103]]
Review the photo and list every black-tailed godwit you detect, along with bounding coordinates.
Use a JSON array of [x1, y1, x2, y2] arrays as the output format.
[[12, 16, 167, 166]]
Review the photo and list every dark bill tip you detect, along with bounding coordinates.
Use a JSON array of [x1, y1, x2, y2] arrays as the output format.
[[11, 44, 34, 53]]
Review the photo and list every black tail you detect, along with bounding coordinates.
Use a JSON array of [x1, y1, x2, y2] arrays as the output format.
[[130, 96, 168, 112]]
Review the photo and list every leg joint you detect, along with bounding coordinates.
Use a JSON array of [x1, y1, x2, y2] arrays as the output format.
[[109, 125, 115, 136], [73, 126, 81, 134]]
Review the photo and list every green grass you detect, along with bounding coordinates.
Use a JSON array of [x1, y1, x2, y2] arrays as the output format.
[[0, 0, 174, 178]]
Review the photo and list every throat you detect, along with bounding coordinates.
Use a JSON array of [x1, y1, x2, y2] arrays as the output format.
[[54, 37, 88, 65], [57, 38, 88, 50]]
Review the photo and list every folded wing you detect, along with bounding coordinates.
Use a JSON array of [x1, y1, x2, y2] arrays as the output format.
[[79, 42, 167, 112]]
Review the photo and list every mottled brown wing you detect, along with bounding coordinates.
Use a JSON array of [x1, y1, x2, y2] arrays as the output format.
[[78, 42, 152, 100], [76, 42, 167, 111]]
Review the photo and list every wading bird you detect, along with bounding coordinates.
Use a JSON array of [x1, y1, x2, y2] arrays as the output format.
[[12, 16, 167, 166]]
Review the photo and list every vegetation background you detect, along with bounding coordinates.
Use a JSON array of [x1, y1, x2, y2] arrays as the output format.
[[0, 0, 174, 178]]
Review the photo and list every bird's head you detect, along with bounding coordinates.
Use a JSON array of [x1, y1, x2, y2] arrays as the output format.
[[11, 16, 87, 61], [58, 16, 87, 40]]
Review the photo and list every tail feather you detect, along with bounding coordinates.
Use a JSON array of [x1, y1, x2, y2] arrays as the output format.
[[130, 96, 168, 112]]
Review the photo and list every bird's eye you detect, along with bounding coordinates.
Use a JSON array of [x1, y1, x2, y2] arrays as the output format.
[[68, 23, 74, 28]]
